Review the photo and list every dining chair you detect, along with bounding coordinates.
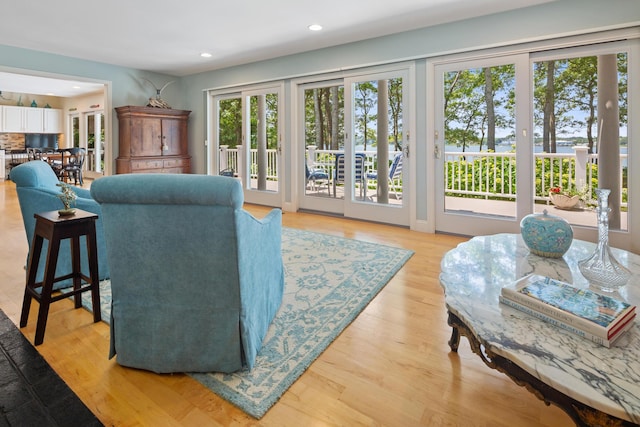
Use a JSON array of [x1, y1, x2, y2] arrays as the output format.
[[43, 149, 65, 180], [27, 148, 43, 160], [63, 148, 86, 185]]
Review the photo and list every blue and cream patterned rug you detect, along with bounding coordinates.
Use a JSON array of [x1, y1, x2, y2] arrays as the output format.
[[82, 227, 413, 418]]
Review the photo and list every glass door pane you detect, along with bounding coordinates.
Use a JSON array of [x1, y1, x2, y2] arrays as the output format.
[[71, 115, 80, 147], [211, 85, 282, 206], [344, 69, 410, 226], [352, 77, 405, 206], [434, 55, 528, 236], [85, 112, 104, 174], [246, 91, 279, 193], [217, 96, 242, 177], [442, 64, 517, 217], [302, 84, 343, 199], [532, 51, 629, 232]]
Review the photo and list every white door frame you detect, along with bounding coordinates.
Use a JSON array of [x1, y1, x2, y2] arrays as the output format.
[[294, 64, 414, 227], [343, 67, 412, 226], [432, 53, 531, 236], [207, 83, 285, 207]]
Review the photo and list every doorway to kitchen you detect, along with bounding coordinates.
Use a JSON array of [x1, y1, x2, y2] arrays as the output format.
[[70, 109, 105, 179]]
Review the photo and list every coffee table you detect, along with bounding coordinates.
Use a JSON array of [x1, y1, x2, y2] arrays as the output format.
[[440, 233, 640, 427]]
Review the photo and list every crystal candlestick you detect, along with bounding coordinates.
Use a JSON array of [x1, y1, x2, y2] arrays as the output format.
[[578, 189, 631, 292]]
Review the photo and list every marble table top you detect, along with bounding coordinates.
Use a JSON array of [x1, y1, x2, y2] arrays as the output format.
[[440, 233, 640, 424]]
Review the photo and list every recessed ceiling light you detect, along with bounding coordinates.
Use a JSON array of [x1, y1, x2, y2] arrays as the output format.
[[200, 52, 212, 58], [72, 86, 81, 89], [308, 24, 322, 31]]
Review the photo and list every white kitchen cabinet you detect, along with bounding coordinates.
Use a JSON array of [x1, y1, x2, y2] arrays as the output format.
[[43, 108, 62, 133], [0, 106, 61, 133], [2, 106, 26, 132]]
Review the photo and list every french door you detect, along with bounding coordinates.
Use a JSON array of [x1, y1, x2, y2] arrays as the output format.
[[299, 67, 411, 226], [209, 84, 283, 206], [433, 41, 635, 250], [434, 54, 530, 236], [69, 110, 105, 179]]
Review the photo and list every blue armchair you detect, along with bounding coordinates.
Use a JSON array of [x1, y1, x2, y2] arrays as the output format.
[[10, 160, 110, 290], [90, 173, 284, 373]]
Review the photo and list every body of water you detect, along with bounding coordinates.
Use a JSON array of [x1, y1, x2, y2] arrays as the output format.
[[445, 143, 627, 155]]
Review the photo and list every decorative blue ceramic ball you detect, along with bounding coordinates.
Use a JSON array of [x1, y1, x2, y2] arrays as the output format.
[[520, 210, 573, 258]]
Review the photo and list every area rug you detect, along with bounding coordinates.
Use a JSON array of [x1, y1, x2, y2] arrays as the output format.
[[80, 227, 413, 418]]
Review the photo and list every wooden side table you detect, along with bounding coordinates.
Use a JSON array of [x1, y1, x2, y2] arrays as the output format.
[[20, 209, 102, 345]]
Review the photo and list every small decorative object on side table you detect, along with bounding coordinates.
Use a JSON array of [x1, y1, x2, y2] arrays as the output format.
[[520, 209, 573, 258], [56, 182, 77, 216], [579, 188, 631, 292]]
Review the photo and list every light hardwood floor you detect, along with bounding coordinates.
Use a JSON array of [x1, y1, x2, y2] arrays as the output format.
[[0, 179, 573, 426]]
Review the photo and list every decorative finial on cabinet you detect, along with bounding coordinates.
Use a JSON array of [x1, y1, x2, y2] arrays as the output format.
[[141, 77, 175, 109]]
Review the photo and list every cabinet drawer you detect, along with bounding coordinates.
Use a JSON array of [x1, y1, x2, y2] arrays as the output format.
[[131, 159, 163, 170], [162, 167, 186, 174], [162, 158, 187, 168]]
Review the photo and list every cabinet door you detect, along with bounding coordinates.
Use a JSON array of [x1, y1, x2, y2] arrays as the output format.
[[161, 118, 183, 156], [2, 106, 44, 133], [24, 108, 44, 133], [43, 109, 62, 133], [2, 106, 23, 132], [131, 117, 162, 157]]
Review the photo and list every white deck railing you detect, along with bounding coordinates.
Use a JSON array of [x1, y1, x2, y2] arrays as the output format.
[[218, 145, 628, 207], [219, 145, 396, 183], [443, 147, 627, 207]]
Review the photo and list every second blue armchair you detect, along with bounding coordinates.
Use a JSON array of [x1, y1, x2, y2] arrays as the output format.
[[10, 160, 110, 290]]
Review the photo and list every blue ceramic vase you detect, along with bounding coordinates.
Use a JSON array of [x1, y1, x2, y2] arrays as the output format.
[[520, 210, 573, 258]]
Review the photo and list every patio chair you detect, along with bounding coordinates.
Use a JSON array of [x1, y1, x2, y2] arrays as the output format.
[[366, 153, 403, 199], [333, 153, 366, 198], [220, 168, 235, 177], [305, 163, 330, 194]]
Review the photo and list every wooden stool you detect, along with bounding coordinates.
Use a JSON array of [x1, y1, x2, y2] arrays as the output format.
[[20, 209, 102, 345]]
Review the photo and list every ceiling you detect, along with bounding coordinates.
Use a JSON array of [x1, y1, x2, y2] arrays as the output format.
[[0, 72, 105, 98], [0, 0, 553, 97]]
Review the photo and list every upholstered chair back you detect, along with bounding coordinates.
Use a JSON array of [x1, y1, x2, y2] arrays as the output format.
[[90, 173, 284, 374]]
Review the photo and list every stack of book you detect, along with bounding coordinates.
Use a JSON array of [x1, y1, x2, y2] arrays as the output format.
[[500, 275, 636, 347]]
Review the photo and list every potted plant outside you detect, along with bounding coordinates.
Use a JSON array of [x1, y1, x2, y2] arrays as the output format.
[[549, 186, 584, 210]]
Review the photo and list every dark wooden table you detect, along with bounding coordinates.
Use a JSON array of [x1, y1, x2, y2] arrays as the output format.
[[20, 209, 101, 345]]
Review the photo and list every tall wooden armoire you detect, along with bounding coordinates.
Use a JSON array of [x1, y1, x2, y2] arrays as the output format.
[[115, 106, 191, 174]]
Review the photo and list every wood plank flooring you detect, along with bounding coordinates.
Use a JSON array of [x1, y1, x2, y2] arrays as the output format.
[[0, 179, 573, 426]]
